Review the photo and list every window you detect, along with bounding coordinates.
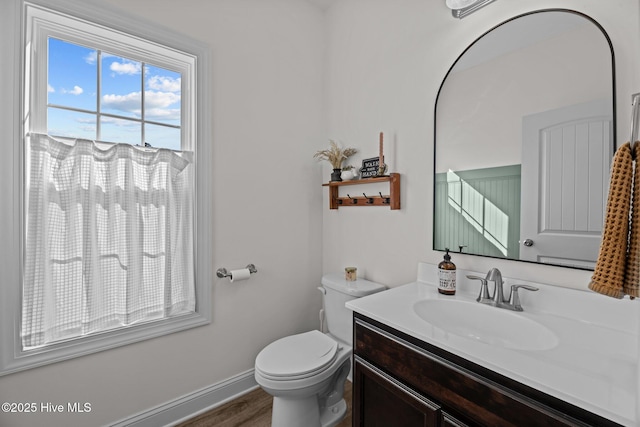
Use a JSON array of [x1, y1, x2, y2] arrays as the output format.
[[47, 37, 182, 149], [0, 1, 212, 375], [26, 3, 195, 151]]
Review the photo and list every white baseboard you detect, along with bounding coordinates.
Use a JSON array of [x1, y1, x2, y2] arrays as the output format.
[[109, 369, 259, 427]]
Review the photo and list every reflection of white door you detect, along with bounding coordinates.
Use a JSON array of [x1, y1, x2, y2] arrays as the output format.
[[521, 99, 612, 268]]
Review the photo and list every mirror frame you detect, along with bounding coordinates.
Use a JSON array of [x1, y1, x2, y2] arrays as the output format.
[[433, 9, 617, 270]]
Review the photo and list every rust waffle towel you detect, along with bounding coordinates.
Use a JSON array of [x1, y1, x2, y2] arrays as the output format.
[[589, 142, 633, 299], [624, 143, 640, 298]]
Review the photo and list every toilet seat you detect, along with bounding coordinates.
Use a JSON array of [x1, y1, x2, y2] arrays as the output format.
[[255, 330, 340, 381]]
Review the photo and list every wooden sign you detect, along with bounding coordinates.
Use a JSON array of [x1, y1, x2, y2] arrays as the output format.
[[360, 157, 386, 178]]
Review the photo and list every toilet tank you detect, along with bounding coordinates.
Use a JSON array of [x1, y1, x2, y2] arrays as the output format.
[[321, 273, 386, 345]]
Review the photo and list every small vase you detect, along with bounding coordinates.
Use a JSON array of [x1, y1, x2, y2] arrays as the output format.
[[331, 168, 342, 182], [341, 169, 355, 181]]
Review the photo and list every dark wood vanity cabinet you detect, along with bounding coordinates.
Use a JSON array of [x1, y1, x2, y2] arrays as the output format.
[[354, 357, 443, 426], [352, 313, 621, 427]]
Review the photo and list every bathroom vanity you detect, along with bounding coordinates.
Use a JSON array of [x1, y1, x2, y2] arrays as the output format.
[[347, 264, 638, 426]]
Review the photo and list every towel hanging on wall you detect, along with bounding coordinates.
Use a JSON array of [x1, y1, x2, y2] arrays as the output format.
[[624, 143, 640, 298], [589, 142, 633, 299], [623, 94, 640, 297]]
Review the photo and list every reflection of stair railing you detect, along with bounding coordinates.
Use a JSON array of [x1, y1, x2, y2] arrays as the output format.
[[446, 170, 509, 256]]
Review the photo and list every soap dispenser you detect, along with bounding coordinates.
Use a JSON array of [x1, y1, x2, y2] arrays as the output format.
[[438, 248, 456, 295]]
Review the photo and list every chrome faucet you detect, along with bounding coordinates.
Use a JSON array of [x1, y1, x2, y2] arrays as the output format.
[[486, 268, 505, 306], [467, 268, 538, 311]]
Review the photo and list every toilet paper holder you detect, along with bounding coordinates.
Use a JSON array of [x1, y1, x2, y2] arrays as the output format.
[[216, 264, 258, 279]]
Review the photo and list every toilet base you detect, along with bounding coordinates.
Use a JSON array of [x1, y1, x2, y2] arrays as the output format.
[[271, 396, 347, 427], [320, 398, 347, 427], [272, 394, 320, 427], [268, 358, 350, 427]]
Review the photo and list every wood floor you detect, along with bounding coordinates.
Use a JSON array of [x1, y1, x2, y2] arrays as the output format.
[[176, 381, 352, 427]]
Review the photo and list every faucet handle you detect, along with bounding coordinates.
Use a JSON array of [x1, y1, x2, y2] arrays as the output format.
[[466, 275, 491, 302], [508, 284, 538, 311]]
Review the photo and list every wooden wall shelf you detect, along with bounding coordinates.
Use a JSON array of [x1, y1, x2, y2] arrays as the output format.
[[322, 173, 400, 210]]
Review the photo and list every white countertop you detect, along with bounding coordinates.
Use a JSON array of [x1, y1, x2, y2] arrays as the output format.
[[346, 264, 639, 426]]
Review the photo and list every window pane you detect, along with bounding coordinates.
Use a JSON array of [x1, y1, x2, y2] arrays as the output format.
[[101, 117, 141, 145], [145, 123, 181, 150], [48, 38, 97, 112], [48, 107, 96, 140], [101, 52, 141, 119], [145, 65, 181, 127]]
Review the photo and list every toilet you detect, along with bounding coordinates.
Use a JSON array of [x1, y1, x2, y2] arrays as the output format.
[[254, 273, 386, 427]]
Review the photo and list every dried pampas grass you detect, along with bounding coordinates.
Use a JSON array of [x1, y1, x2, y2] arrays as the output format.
[[314, 140, 358, 169]]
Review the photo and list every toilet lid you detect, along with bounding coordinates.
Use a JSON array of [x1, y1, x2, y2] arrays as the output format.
[[256, 330, 339, 379]]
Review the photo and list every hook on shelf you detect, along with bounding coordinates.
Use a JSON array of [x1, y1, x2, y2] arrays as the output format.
[[379, 192, 390, 204], [363, 193, 373, 204], [347, 194, 358, 204]]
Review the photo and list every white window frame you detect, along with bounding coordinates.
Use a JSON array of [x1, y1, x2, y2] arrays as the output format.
[[0, 0, 213, 376], [28, 6, 194, 150]]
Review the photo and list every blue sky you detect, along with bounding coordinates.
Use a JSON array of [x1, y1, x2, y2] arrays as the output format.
[[47, 37, 181, 150]]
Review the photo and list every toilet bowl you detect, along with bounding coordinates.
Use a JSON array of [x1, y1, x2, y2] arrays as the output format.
[[254, 274, 386, 427], [255, 330, 351, 427]]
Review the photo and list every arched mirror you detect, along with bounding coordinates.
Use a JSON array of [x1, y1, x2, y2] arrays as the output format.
[[434, 10, 615, 270]]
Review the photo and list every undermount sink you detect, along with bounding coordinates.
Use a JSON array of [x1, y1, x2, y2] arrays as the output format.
[[413, 299, 558, 351]]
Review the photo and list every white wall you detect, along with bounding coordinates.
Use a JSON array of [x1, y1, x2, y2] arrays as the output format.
[[1, 0, 639, 426], [0, 0, 326, 426], [323, 0, 640, 291]]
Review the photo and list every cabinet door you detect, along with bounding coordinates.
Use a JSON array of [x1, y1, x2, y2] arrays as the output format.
[[353, 357, 440, 427], [442, 413, 469, 427]]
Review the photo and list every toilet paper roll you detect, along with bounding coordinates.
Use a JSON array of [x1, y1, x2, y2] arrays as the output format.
[[229, 268, 251, 283]]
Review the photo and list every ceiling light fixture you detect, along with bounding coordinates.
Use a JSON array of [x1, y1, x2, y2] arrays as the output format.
[[446, 0, 497, 19]]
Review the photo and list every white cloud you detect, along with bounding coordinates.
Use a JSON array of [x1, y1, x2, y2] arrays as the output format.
[[48, 84, 55, 93], [146, 108, 181, 121], [84, 51, 97, 65], [110, 61, 141, 75], [102, 92, 142, 113], [102, 117, 141, 128], [102, 90, 180, 120], [145, 91, 180, 108], [147, 75, 181, 93], [61, 86, 84, 95]]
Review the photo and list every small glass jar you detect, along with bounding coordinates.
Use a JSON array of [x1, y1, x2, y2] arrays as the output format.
[[345, 267, 357, 282]]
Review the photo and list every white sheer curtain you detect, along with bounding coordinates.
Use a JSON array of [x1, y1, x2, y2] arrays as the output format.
[[22, 133, 195, 349]]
